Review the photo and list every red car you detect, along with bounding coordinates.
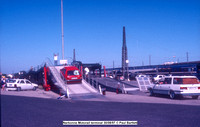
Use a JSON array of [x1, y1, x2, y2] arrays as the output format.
[[60, 66, 82, 84]]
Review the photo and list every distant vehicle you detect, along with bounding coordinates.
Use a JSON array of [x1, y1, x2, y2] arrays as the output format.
[[6, 79, 38, 91], [136, 74, 147, 78], [153, 75, 165, 82], [109, 76, 113, 78], [148, 76, 200, 99], [60, 66, 82, 84]]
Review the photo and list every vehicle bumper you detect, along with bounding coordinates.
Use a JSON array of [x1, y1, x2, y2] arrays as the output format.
[[6, 87, 17, 91], [175, 92, 200, 96], [66, 79, 82, 84]]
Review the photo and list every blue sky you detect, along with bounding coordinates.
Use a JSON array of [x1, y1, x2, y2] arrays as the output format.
[[1, 0, 200, 74]]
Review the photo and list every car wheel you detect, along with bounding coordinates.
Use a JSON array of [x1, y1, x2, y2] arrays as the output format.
[[169, 91, 175, 99], [192, 95, 199, 99], [17, 87, 21, 91], [149, 89, 154, 96], [33, 87, 37, 91]]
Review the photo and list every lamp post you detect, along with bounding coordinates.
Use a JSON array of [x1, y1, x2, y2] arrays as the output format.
[[126, 59, 129, 81]]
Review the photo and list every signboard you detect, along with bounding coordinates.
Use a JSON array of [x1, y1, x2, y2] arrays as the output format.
[[60, 59, 68, 65], [54, 55, 58, 61]]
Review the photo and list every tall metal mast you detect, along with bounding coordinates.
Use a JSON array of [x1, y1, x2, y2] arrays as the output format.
[[73, 49, 76, 62], [122, 26, 128, 79], [61, 0, 64, 60]]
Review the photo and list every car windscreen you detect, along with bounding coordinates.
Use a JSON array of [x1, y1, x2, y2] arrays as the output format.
[[8, 80, 16, 83], [173, 78, 199, 84], [67, 70, 80, 76]]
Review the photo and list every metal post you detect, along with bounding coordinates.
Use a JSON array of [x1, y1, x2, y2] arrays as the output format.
[[122, 26, 128, 79], [96, 79, 98, 88], [99, 85, 102, 95], [123, 84, 126, 94], [149, 55, 151, 65], [61, 0, 64, 60], [73, 49, 76, 62], [103, 66, 106, 77], [66, 88, 70, 98]]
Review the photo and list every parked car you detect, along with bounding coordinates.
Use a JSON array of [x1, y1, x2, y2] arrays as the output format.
[[6, 79, 38, 91], [148, 76, 200, 99], [153, 75, 165, 82]]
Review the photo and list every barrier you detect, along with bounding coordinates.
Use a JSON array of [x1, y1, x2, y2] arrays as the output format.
[[136, 77, 152, 91]]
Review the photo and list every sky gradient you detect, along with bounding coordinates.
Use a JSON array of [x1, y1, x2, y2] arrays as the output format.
[[1, 0, 200, 74]]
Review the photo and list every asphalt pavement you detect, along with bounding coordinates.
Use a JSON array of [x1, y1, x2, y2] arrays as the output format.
[[1, 94, 200, 127]]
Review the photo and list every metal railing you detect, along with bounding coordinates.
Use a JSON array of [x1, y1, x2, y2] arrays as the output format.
[[45, 58, 70, 98], [84, 74, 140, 94]]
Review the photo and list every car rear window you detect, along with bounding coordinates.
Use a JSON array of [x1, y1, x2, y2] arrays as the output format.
[[173, 78, 199, 84], [8, 80, 16, 83]]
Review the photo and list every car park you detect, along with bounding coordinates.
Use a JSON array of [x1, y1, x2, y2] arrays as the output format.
[[6, 79, 38, 91], [148, 76, 200, 99]]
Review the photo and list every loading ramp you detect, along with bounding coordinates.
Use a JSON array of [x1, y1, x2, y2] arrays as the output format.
[[48, 66, 100, 99]]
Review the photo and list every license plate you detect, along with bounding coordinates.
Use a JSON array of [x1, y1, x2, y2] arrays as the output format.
[[189, 87, 196, 90], [71, 77, 77, 79]]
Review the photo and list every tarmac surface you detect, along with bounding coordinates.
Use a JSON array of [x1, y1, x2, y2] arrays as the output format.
[[1, 88, 200, 105], [1, 88, 200, 127]]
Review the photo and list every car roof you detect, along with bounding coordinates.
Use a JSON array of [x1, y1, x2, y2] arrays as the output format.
[[164, 76, 197, 78], [12, 79, 28, 81], [63, 66, 79, 71]]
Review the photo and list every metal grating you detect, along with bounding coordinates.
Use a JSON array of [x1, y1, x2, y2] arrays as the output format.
[[136, 77, 152, 91]]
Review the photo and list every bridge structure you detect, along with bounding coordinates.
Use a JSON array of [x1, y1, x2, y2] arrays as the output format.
[[104, 61, 200, 80]]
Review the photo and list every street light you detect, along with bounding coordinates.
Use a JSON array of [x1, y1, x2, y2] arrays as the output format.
[[126, 60, 129, 64], [126, 59, 130, 81]]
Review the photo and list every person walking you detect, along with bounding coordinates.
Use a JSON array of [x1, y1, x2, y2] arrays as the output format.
[[1, 79, 5, 90]]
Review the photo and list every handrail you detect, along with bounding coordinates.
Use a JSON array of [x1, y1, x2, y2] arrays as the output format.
[[45, 57, 69, 98], [45, 58, 66, 83]]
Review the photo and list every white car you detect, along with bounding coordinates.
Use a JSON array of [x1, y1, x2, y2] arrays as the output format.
[[6, 79, 38, 91], [153, 75, 165, 82], [148, 76, 200, 99], [136, 74, 147, 78]]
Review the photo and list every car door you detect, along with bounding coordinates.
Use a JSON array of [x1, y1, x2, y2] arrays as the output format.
[[19, 80, 26, 90], [153, 84, 161, 94], [159, 78, 172, 95], [25, 80, 33, 89]]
